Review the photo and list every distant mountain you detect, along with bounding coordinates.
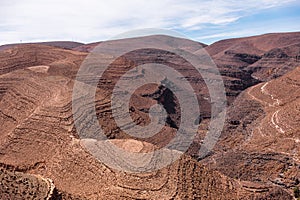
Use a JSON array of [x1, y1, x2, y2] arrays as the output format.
[[0, 41, 84, 51], [73, 34, 207, 52], [72, 41, 101, 52], [205, 32, 300, 81]]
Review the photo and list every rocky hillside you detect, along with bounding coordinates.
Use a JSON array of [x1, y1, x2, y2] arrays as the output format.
[[0, 33, 299, 199], [201, 67, 300, 198]]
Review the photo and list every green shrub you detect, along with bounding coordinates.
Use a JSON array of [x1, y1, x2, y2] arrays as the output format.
[[294, 186, 300, 198]]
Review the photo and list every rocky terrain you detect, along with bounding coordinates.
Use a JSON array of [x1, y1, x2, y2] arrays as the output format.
[[0, 32, 299, 199], [202, 67, 300, 191], [205, 32, 300, 99]]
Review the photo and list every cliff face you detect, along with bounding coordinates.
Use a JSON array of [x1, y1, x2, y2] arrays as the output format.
[[0, 33, 299, 199]]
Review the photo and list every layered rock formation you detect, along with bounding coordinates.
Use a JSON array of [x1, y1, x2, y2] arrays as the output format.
[[0, 33, 299, 199]]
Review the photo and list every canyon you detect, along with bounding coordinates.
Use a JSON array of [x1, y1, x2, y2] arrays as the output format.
[[0, 32, 299, 199]]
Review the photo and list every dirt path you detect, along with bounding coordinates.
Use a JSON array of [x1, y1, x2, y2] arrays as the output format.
[[271, 110, 285, 134], [260, 82, 280, 107], [247, 82, 285, 134], [260, 83, 286, 133], [247, 83, 267, 105]]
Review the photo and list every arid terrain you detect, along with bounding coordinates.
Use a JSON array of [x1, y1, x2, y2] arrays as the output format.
[[0, 32, 299, 199]]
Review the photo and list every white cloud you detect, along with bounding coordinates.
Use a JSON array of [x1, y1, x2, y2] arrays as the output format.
[[0, 0, 296, 45]]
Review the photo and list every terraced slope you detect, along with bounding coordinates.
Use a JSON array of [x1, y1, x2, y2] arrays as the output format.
[[249, 42, 300, 80], [202, 67, 300, 197], [0, 34, 299, 199], [0, 44, 87, 77], [205, 32, 300, 99], [0, 165, 53, 200], [0, 68, 291, 199]]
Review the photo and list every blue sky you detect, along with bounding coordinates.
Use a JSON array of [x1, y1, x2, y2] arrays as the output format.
[[0, 0, 299, 45]]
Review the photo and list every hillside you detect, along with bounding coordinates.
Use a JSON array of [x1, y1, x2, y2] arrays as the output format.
[[201, 67, 300, 196], [0, 33, 299, 199]]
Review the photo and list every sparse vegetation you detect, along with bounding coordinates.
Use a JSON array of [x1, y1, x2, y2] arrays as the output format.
[[294, 187, 300, 199]]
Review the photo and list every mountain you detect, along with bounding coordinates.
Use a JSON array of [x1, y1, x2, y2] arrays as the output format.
[[206, 32, 300, 81], [0, 32, 299, 199], [0, 41, 84, 51]]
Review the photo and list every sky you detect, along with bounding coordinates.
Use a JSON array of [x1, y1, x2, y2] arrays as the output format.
[[0, 0, 300, 45]]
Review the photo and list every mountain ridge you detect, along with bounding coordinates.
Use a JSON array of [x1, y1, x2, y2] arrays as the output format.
[[0, 32, 299, 199]]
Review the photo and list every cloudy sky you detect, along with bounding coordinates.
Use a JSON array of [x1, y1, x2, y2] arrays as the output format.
[[1, 0, 300, 45]]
